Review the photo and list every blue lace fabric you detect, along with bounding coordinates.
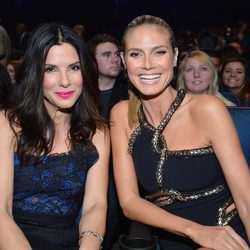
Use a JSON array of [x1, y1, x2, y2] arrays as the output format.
[[13, 141, 99, 223]]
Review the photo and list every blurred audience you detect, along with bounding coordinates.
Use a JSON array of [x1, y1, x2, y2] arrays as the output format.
[[73, 24, 85, 41], [0, 23, 11, 66], [15, 22, 30, 51], [6, 50, 24, 84], [202, 49, 221, 72], [0, 64, 12, 108]]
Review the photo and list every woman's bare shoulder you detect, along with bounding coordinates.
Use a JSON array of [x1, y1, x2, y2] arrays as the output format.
[[110, 100, 129, 123], [188, 94, 227, 115], [111, 100, 129, 114], [0, 110, 16, 146]]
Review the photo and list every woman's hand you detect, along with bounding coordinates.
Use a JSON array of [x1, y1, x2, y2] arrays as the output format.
[[190, 225, 249, 250]]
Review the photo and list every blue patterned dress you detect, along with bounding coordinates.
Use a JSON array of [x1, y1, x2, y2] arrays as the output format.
[[13, 141, 98, 250]]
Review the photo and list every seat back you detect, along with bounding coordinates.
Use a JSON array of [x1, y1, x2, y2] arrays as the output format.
[[222, 92, 241, 106], [228, 107, 250, 167]]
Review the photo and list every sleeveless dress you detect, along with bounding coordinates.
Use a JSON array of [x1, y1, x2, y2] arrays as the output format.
[[13, 141, 99, 250], [129, 89, 249, 249]]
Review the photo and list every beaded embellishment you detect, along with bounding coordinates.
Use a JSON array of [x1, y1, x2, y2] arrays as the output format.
[[145, 185, 224, 207], [129, 89, 186, 188], [128, 90, 236, 224], [216, 198, 237, 226]]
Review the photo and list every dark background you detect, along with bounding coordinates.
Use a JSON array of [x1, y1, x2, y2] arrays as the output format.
[[1, 0, 250, 40]]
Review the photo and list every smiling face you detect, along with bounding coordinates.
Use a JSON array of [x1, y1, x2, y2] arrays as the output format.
[[222, 61, 245, 91], [43, 42, 83, 115], [183, 57, 211, 94], [123, 24, 177, 98]]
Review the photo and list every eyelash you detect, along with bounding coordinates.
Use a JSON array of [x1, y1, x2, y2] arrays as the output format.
[[70, 65, 80, 71], [128, 49, 167, 58], [45, 66, 55, 72], [44, 65, 80, 72], [129, 52, 140, 57], [156, 50, 167, 55]]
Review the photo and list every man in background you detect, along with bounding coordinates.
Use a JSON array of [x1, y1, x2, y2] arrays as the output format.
[[87, 33, 129, 250]]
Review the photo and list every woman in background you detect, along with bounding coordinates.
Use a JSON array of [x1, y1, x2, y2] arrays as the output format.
[[176, 50, 235, 106], [220, 56, 250, 106]]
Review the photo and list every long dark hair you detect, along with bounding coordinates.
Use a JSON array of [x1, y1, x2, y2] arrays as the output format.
[[219, 56, 249, 105], [7, 22, 104, 164]]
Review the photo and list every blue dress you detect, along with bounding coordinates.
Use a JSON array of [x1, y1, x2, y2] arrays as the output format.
[[129, 89, 249, 249], [13, 141, 99, 250]]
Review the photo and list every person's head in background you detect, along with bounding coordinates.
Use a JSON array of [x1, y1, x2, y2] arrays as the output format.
[[176, 50, 235, 106], [220, 56, 250, 106], [202, 49, 221, 73], [218, 44, 240, 66], [0, 64, 12, 108], [6, 50, 24, 84], [73, 24, 85, 41], [87, 33, 121, 91], [177, 50, 217, 95], [227, 36, 244, 56], [6, 63, 16, 84]]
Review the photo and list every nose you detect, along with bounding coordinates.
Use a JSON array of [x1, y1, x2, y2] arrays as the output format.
[[142, 55, 154, 70], [193, 68, 200, 78], [230, 70, 236, 77], [59, 71, 70, 88], [111, 54, 120, 64]]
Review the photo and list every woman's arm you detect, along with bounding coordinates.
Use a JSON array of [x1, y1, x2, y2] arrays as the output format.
[[198, 96, 250, 241], [110, 102, 199, 234], [0, 112, 32, 250], [79, 127, 110, 250], [110, 100, 249, 250]]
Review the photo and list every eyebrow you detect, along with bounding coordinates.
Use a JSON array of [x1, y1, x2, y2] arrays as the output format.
[[225, 67, 244, 70], [126, 45, 169, 52], [45, 61, 80, 67], [101, 50, 119, 54]]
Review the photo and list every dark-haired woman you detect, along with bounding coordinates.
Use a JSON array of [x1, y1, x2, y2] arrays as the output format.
[[0, 23, 109, 250]]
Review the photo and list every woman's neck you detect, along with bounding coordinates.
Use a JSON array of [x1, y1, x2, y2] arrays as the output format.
[[141, 87, 177, 127]]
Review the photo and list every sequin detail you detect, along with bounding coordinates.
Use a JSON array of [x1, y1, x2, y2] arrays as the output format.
[[168, 146, 214, 157], [145, 185, 224, 207], [129, 89, 186, 188], [216, 198, 237, 226], [128, 125, 142, 155]]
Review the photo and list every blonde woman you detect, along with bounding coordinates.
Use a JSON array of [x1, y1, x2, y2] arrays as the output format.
[[176, 50, 236, 106], [110, 15, 250, 249]]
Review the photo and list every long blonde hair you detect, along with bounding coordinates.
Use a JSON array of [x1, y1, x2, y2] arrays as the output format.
[[122, 15, 177, 127], [176, 50, 233, 105], [176, 50, 219, 95]]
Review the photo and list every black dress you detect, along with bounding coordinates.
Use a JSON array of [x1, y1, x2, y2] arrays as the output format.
[[129, 89, 249, 249], [13, 141, 99, 250]]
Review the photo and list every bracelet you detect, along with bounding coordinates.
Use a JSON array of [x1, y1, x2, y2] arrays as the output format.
[[79, 230, 104, 248]]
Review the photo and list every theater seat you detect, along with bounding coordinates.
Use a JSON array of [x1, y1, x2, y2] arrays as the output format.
[[222, 92, 241, 106], [228, 107, 250, 167]]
